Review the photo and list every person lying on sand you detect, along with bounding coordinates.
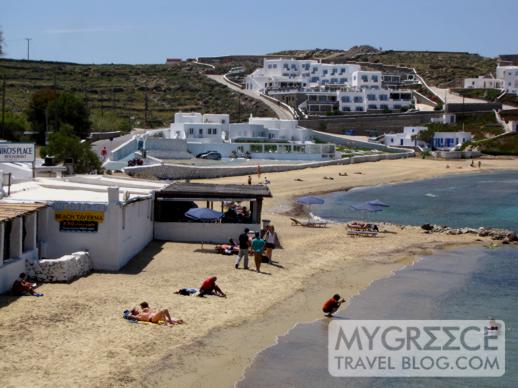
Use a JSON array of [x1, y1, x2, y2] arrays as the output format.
[[338, 172, 348, 176], [129, 302, 184, 324], [199, 276, 226, 297], [174, 288, 199, 296], [322, 294, 346, 317], [294, 178, 304, 182], [12, 273, 41, 296]]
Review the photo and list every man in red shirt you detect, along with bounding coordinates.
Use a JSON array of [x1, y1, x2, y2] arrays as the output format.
[[322, 294, 345, 317], [199, 276, 226, 297], [12, 273, 38, 296]]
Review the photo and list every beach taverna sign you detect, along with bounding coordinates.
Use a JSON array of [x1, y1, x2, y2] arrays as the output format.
[[0, 142, 35, 162], [51, 202, 107, 232]]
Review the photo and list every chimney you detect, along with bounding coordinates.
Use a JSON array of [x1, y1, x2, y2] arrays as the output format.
[[107, 187, 120, 205]]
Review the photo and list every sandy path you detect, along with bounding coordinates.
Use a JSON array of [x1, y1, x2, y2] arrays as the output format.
[[0, 157, 516, 387]]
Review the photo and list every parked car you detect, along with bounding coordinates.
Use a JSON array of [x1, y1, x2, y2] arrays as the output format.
[[196, 151, 222, 160]]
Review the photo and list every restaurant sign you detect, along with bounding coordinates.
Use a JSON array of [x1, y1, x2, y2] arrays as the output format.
[[55, 210, 104, 232], [0, 142, 36, 162]]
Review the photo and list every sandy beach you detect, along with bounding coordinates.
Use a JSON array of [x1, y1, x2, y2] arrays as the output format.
[[1, 157, 517, 388]]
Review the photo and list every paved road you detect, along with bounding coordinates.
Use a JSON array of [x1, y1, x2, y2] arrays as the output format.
[[207, 75, 294, 120], [430, 87, 515, 110], [91, 129, 146, 158]]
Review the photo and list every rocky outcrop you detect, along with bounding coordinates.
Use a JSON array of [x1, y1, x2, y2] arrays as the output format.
[[26, 252, 93, 283], [421, 224, 517, 241]]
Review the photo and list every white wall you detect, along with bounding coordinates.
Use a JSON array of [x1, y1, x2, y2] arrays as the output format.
[[45, 198, 153, 271], [154, 222, 260, 243]]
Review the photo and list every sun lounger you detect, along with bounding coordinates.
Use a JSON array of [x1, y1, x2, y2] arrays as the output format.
[[290, 217, 327, 228], [347, 230, 378, 237], [347, 223, 379, 232]]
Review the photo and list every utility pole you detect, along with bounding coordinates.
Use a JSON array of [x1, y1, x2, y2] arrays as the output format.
[[25, 38, 32, 60], [1, 74, 6, 139], [237, 93, 241, 121], [144, 90, 149, 128]]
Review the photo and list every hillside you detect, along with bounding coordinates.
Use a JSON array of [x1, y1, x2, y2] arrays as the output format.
[[475, 132, 518, 155], [268, 47, 497, 87], [0, 59, 275, 128]]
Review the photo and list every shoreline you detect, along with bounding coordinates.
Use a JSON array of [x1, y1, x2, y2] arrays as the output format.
[[142, 240, 482, 388]]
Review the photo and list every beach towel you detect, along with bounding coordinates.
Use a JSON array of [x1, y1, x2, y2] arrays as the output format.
[[176, 288, 199, 296]]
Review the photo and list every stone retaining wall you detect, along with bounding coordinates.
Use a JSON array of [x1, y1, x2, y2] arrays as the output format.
[[26, 251, 93, 283], [125, 151, 414, 179]]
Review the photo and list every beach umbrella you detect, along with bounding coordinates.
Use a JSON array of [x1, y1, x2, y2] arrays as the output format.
[[350, 202, 384, 212], [296, 196, 325, 221], [185, 207, 224, 222], [296, 196, 325, 205], [367, 199, 389, 207]]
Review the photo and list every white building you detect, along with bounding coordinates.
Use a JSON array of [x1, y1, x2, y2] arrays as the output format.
[[384, 127, 428, 148], [0, 175, 168, 293], [463, 65, 518, 95], [463, 76, 503, 90], [305, 88, 414, 113], [383, 125, 471, 151], [245, 58, 361, 92], [496, 65, 518, 94], [169, 112, 313, 144], [432, 132, 472, 150]]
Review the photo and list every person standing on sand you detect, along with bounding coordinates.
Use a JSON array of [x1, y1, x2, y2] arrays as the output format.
[[478, 160, 482, 168], [252, 232, 266, 273], [263, 225, 277, 264], [322, 294, 346, 317], [247, 175, 252, 185], [235, 228, 251, 269], [257, 164, 261, 179]]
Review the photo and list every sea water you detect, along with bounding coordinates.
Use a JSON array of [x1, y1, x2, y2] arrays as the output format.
[[237, 171, 518, 387], [313, 171, 518, 230], [237, 246, 518, 387]]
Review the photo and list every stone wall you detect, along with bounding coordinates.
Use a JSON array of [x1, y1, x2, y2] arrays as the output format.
[[300, 112, 443, 136], [125, 151, 414, 180], [445, 103, 502, 113], [26, 252, 93, 283]]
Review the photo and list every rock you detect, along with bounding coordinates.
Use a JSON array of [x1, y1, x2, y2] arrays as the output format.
[[26, 251, 93, 283], [478, 230, 489, 237], [507, 232, 517, 242], [421, 224, 433, 231], [502, 238, 510, 244]]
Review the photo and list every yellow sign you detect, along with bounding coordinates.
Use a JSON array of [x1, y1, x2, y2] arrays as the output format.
[[55, 211, 105, 223]]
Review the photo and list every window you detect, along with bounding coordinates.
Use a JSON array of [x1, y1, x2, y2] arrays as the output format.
[[355, 106, 364, 112], [367, 94, 376, 101], [339, 78, 347, 83], [368, 104, 377, 110], [199, 128, 203, 135], [341, 96, 351, 103], [189, 128, 194, 134], [341, 107, 351, 112], [318, 95, 327, 102], [273, 64, 277, 68], [379, 95, 388, 101], [353, 96, 363, 103], [380, 104, 389, 110], [309, 95, 317, 101], [372, 75, 379, 82], [394, 104, 401, 109], [361, 75, 368, 82]]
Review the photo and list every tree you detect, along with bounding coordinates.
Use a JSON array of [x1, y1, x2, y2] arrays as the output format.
[[48, 93, 91, 138], [40, 125, 101, 173], [90, 110, 131, 133], [1, 112, 30, 140], [26, 89, 91, 144], [26, 88, 59, 144]]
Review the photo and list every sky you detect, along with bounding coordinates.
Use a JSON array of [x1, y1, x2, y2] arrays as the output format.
[[1, 0, 517, 64]]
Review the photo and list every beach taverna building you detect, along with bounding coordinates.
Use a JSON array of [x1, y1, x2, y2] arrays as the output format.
[[154, 183, 272, 242]]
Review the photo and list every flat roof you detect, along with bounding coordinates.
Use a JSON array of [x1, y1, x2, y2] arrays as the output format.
[[0, 202, 47, 223], [158, 183, 272, 199]]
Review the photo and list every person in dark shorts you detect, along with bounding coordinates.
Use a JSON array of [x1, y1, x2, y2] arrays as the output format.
[[12, 273, 39, 296], [322, 294, 346, 317], [199, 276, 226, 297], [235, 228, 251, 269]]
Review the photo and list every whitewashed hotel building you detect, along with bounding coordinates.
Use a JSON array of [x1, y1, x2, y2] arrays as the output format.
[[496, 65, 518, 94]]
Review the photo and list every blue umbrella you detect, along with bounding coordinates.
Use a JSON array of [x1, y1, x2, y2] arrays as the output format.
[[367, 199, 389, 207], [185, 207, 224, 221], [350, 202, 384, 212], [296, 196, 325, 205]]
